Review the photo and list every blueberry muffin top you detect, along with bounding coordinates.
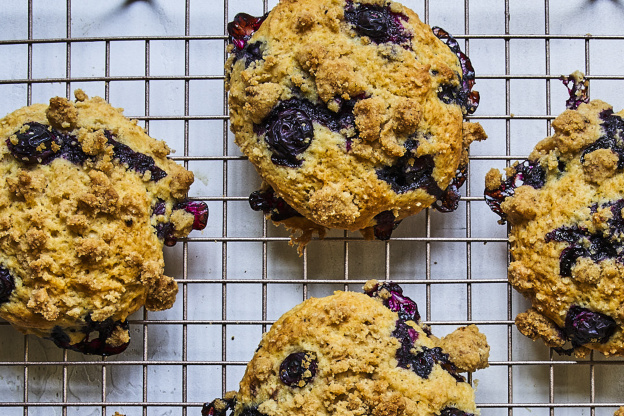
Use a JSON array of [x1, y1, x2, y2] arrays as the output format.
[[202, 280, 489, 416], [0, 91, 207, 355], [226, 0, 486, 247], [485, 99, 624, 357]]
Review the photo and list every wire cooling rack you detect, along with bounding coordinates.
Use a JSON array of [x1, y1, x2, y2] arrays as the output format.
[[2, 0, 624, 415]]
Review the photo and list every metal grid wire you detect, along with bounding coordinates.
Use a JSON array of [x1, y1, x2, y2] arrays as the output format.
[[2, 0, 624, 415]]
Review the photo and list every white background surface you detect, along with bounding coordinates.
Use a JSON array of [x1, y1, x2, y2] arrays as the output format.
[[2, 0, 624, 415]]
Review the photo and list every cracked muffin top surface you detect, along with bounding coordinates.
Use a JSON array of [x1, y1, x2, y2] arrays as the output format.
[[226, 0, 486, 247]]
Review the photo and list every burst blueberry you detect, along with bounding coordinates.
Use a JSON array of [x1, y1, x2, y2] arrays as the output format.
[[484, 159, 546, 223], [239, 407, 266, 416], [7, 122, 61, 164], [264, 107, 314, 167], [398, 346, 463, 381], [344, 0, 411, 46], [106, 134, 167, 181], [373, 210, 399, 240], [50, 318, 130, 356], [440, 408, 474, 416], [257, 98, 360, 167], [279, 351, 318, 387], [0, 266, 15, 304], [377, 138, 443, 197], [560, 73, 589, 110], [545, 200, 624, 277], [227, 13, 267, 51], [174, 200, 209, 230], [201, 397, 235, 416], [435, 164, 467, 213], [365, 281, 420, 322], [432, 27, 480, 115], [564, 306, 617, 347], [249, 187, 302, 222]]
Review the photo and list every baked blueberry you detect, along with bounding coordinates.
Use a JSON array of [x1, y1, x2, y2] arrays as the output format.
[[201, 396, 236, 416], [264, 105, 314, 167], [432, 27, 480, 115], [376, 139, 442, 196], [344, 0, 411, 46], [106, 134, 167, 181], [8, 122, 61, 164], [435, 164, 467, 213], [279, 351, 318, 387], [50, 318, 130, 356], [249, 187, 302, 222], [565, 306, 617, 348], [364, 280, 420, 322], [227, 13, 267, 51], [484, 159, 546, 223], [440, 408, 474, 416], [0, 266, 15, 304], [372, 210, 398, 240], [561, 71, 590, 110]]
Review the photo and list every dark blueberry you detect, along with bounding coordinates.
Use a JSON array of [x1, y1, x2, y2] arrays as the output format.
[[440, 408, 474, 416], [152, 200, 167, 216], [603, 199, 624, 236], [201, 396, 235, 416], [437, 83, 467, 109], [392, 319, 419, 368], [174, 200, 209, 230], [558, 246, 589, 277], [227, 13, 267, 51], [0, 266, 15, 304], [59, 135, 92, 165], [432, 27, 480, 115], [156, 222, 177, 247], [564, 305, 617, 347], [580, 110, 624, 170], [560, 73, 589, 110], [239, 406, 266, 416], [256, 98, 359, 167], [484, 159, 546, 223], [411, 347, 436, 378], [50, 318, 130, 356], [264, 106, 314, 167], [7, 122, 61, 164], [344, 1, 411, 46], [106, 134, 167, 181], [405, 347, 463, 381], [279, 351, 318, 387], [259, 97, 362, 167], [431, 347, 464, 382], [373, 210, 400, 240], [235, 41, 265, 68], [365, 281, 420, 323], [249, 187, 302, 222], [545, 225, 585, 245], [545, 200, 624, 277], [377, 138, 443, 197], [434, 164, 467, 213]]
